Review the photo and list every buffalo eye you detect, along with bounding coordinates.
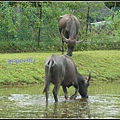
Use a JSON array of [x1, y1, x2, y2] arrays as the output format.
[[68, 45, 74, 49]]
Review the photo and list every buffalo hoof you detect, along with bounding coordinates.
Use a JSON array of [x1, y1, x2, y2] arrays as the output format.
[[70, 95, 77, 100], [65, 95, 68, 100], [66, 53, 72, 56]]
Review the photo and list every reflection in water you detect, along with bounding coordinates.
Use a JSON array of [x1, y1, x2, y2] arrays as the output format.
[[0, 93, 120, 118], [44, 98, 91, 118], [88, 94, 120, 118]]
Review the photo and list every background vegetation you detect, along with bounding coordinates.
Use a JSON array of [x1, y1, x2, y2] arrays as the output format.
[[0, 1, 120, 53], [0, 2, 120, 86]]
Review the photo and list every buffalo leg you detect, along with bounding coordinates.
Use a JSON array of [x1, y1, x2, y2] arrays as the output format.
[[45, 91, 49, 103], [62, 86, 68, 100], [62, 40, 64, 55], [53, 83, 61, 102], [70, 85, 79, 100]]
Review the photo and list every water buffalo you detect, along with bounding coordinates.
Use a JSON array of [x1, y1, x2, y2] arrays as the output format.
[[43, 54, 91, 103], [58, 14, 85, 56]]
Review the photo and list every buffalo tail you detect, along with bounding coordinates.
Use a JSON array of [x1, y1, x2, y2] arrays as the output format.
[[43, 58, 54, 93]]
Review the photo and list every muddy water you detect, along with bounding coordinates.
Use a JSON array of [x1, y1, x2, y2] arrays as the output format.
[[0, 81, 120, 118]]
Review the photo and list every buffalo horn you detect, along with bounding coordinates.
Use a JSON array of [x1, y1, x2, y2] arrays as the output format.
[[61, 29, 69, 43], [76, 39, 85, 44], [87, 70, 91, 82]]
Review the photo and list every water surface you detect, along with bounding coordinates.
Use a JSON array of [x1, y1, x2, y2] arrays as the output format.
[[0, 81, 120, 118]]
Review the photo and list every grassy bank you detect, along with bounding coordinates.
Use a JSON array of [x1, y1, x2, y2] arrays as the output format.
[[0, 50, 120, 86]]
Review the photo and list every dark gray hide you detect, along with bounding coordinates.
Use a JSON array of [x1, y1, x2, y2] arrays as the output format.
[[58, 14, 85, 56], [43, 54, 91, 103]]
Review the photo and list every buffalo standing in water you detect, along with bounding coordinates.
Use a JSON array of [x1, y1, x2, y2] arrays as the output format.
[[43, 54, 91, 103]]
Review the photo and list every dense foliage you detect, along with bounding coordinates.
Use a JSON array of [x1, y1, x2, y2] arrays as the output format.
[[0, 2, 120, 53], [105, 2, 120, 9]]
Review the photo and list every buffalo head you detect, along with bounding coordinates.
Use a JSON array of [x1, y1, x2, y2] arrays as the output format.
[[61, 29, 85, 56], [78, 70, 91, 98]]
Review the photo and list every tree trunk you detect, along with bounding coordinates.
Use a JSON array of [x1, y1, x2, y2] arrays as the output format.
[[86, 4, 90, 39], [38, 4, 42, 47]]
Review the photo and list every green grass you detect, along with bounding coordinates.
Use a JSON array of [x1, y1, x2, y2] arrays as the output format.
[[0, 50, 120, 86]]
